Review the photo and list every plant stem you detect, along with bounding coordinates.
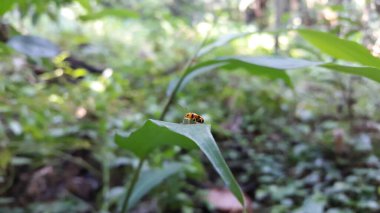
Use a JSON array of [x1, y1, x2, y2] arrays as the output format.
[[121, 158, 145, 213], [159, 59, 194, 120], [159, 20, 216, 121], [100, 160, 110, 212], [128, 26, 213, 210]]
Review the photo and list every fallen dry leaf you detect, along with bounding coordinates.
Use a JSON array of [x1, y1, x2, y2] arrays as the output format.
[[206, 188, 252, 213]]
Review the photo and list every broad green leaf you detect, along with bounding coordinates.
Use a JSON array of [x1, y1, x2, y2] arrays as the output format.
[[298, 29, 380, 68], [75, 0, 92, 12], [0, 149, 11, 169], [109, 163, 184, 210], [0, 0, 17, 16], [34, 0, 47, 14], [7, 35, 60, 58], [181, 56, 322, 89], [115, 119, 245, 207], [115, 121, 197, 158], [197, 32, 253, 57], [79, 9, 139, 21], [321, 63, 380, 83], [0, 43, 13, 56], [295, 193, 326, 213], [127, 163, 184, 209], [221, 56, 323, 70], [217, 57, 293, 86]]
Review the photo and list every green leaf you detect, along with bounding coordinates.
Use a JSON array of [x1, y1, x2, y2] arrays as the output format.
[[220, 55, 322, 70], [321, 63, 380, 83], [127, 163, 184, 209], [115, 119, 245, 207], [75, 0, 92, 12], [296, 193, 326, 213], [0, 42, 13, 56], [197, 32, 253, 57], [109, 163, 184, 210], [79, 8, 139, 21], [298, 29, 380, 68], [182, 56, 322, 89], [219, 56, 322, 87], [0, 0, 17, 16], [0, 149, 11, 170]]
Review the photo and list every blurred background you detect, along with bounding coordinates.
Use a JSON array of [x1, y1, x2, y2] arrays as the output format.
[[1, 0, 380, 212]]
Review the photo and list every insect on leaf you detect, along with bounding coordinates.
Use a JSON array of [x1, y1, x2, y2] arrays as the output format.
[[115, 119, 245, 208]]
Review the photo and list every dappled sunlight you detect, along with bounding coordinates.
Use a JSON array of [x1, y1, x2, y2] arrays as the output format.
[[196, 21, 213, 37], [48, 94, 64, 104], [60, 7, 76, 20], [88, 80, 105, 93], [248, 33, 274, 51], [102, 68, 113, 79]]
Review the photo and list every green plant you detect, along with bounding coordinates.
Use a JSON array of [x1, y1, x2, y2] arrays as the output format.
[[297, 29, 380, 83], [2, 1, 380, 211], [114, 28, 359, 211]]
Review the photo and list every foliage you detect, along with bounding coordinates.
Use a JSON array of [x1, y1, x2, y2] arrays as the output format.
[[298, 29, 380, 83], [115, 120, 245, 207], [1, 0, 380, 213]]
